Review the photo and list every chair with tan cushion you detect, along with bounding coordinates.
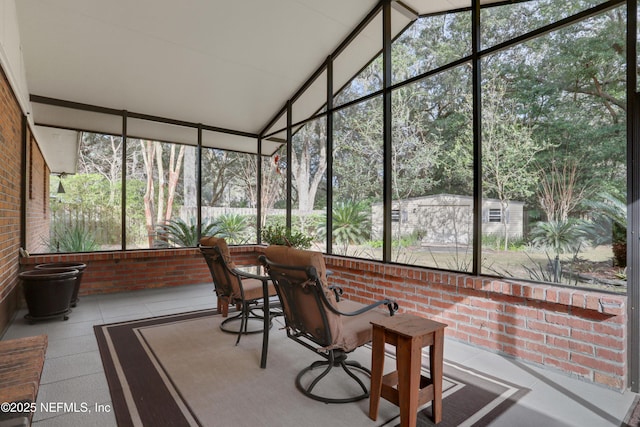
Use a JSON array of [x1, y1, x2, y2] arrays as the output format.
[[199, 236, 277, 345], [259, 245, 398, 404]]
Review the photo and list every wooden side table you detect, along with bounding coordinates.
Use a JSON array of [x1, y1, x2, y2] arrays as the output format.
[[369, 313, 447, 426]]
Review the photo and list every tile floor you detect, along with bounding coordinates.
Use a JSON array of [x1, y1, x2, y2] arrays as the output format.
[[1, 282, 637, 427]]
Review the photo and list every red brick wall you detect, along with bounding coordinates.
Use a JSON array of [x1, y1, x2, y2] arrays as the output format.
[[25, 134, 49, 254], [0, 65, 24, 336], [324, 256, 627, 390], [20, 245, 628, 390], [20, 246, 262, 295]]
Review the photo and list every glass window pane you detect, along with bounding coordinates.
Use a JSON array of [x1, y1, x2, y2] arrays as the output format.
[[392, 11, 471, 84], [125, 138, 197, 249], [334, 11, 383, 107], [481, 7, 626, 292], [481, 0, 609, 50], [333, 96, 383, 260], [201, 148, 258, 244], [292, 70, 327, 125], [46, 131, 123, 253], [261, 145, 287, 234], [390, 64, 473, 271], [291, 118, 327, 252], [637, 5, 640, 92]]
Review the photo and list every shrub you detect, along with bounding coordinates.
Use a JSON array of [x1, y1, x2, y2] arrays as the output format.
[[261, 224, 313, 249], [47, 224, 99, 253], [163, 218, 221, 247], [215, 213, 251, 244]]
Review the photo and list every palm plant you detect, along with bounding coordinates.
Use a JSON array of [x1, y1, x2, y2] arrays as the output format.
[[529, 219, 587, 282], [162, 218, 221, 248], [215, 213, 251, 244], [317, 201, 371, 255]]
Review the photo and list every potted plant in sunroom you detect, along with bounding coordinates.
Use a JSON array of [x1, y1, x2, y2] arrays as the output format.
[[261, 223, 313, 249]]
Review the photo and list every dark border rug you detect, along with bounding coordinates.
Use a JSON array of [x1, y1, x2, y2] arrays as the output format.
[[94, 310, 528, 427]]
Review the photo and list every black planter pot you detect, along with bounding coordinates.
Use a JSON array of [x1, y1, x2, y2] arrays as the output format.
[[19, 268, 79, 323], [35, 262, 87, 307]]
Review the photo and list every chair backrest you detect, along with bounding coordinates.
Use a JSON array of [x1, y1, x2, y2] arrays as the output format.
[[199, 236, 241, 299], [261, 245, 342, 349]]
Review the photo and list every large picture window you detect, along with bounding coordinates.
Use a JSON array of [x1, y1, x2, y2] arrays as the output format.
[[46, 132, 123, 253], [333, 97, 384, 260], [30, 1, 630, 294], [480, 4, 626, 290], [201, 148, 258, 245]]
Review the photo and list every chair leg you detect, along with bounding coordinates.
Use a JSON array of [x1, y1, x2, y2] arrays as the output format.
[[219, 301, 273, 341], [217, 296, 230, 317], [235, 303, 250, 346], [295, 350, 370, 404]]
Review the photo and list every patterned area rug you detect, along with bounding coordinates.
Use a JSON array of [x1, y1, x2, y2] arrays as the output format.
[[624, 396, 640, 427], [94, 310, 528, 427]]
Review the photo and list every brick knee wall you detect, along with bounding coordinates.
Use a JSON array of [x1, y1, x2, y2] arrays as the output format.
[[0, 335, 48, 424], [323, 255, 627, 390], [17, 246, 630, 390]]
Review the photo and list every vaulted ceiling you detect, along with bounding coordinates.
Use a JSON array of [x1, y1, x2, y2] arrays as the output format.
[[15, 0, 501, 172]]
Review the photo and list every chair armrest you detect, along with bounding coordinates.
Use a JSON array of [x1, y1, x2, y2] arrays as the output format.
[[321, 291, 399, 317], [231, 267, 270, 282], [328, 285, 343, 301]]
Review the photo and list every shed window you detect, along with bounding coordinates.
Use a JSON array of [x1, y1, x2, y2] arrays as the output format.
[[488, 208, 502, 223]]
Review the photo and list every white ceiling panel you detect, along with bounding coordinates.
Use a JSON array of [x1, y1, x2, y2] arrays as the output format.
[[16, 0, 380, 136], [292, 70, 327, 125], [402, 0, 508, 15], [201, 130, 258, 154], [16, 0, 508, 172], [33, 126, 79, 175], [31, 102, 122, 135], [127, 118, 197, 146]]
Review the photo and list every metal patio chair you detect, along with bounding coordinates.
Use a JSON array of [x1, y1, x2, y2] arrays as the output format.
[[199, 236, 277, 345], [260, 245, 398, 403]]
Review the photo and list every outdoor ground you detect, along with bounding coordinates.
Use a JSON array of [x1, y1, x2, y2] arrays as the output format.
[[328, 244, 625, 294]]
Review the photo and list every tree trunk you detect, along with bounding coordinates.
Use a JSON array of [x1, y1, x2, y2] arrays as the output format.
[[183, 146, 197, 218], [165, 145, 186, 222], [141, 140, 156, 247], [155, 142, 165, 228]]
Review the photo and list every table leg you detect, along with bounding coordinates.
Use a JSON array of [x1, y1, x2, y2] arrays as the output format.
[[397, 336, 421, 427], [260, 278, 269, 369], [431, 328, 444, 424], [368, 325, 385, 421]]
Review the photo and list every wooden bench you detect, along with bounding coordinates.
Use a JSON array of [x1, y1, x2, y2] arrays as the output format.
[[0, 335, 48, 427]]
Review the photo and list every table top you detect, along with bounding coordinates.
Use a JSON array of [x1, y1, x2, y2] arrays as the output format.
[[371, 313, 447, 338]]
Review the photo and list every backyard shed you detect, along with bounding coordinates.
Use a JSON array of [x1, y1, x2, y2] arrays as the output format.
[[371, 194, 525, 245]]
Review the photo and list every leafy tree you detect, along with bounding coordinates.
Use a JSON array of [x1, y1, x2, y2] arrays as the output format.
[[501, 5, 626, 201], [201, 149, 238, 206], [291, 120, 327, 212], [481, 77, 550, 250], [139, 139, 185, 247], [78, 132, 123, 205], [537, 156, 590, 222]]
